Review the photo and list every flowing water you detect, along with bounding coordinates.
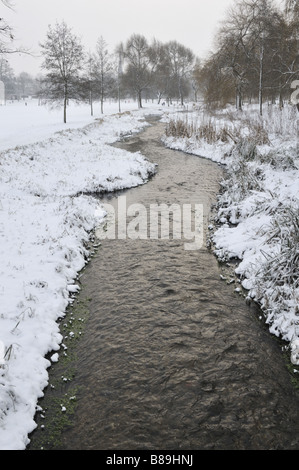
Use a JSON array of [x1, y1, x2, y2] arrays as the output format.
[[30, 116, 299, 450]]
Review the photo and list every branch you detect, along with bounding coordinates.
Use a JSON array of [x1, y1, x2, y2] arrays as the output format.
[[1, 0, 15, 10]]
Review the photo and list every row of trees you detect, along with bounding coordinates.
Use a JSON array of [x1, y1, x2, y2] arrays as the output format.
[[39, 22, 197, 122], [0, 58, 39, 99], [0, 0, 38, 100], [0, 1, 198, 121], [1, 0, 298, 120], [197, 0, 299, 114]]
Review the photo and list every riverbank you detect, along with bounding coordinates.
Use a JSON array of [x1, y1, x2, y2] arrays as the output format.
[[0, 103, 170, 450], [162, 103, 299, 366], [28, 117, 299, 451]]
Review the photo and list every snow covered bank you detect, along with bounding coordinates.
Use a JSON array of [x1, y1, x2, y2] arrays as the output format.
[[0, 106, 161, 450], [163, 104, 299, 366], [0, 99, 139, 152]]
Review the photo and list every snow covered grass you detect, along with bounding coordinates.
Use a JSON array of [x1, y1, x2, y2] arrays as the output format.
[[2, 97, 296, 449], [0, 99, 139, 152], [163, 103, 299, 366], [0, 100, 167, 450]]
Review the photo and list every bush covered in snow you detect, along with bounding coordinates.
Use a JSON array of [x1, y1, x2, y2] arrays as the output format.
[[163, 103, 299, 365]]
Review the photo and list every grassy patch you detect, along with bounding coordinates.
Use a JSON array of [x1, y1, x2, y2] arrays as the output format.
[[27, 295, 91, 450], [27, 239, 101, 450]]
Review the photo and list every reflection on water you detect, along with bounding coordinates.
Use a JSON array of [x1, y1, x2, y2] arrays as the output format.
[[34, 117, 299, 450]]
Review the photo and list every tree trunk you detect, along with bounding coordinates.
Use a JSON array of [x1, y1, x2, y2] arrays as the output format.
[[118, 78, 121, 113], [178, 77, 184, 106], [101, 79, 104, 114], [259, 42, 264, 116], [236, 85, 242, 111], [137, 90, 142, 108], [90, 89, 93, 116], [279, 90, 284, 110], [238, 90, 242, 111], [63, 100, 67, 123], [64, 82, 68, 123]]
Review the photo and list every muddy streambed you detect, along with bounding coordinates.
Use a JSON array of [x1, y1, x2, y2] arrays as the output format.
[[28, 116, 299, 450]]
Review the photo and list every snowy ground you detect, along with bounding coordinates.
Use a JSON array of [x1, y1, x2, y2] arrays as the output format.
[[0, 99, 141, 152], [163, 103, 299, 367], [0, 99, 173, 450], [2, 98, 297, 450]]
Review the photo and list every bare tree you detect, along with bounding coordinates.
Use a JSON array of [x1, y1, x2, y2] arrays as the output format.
[[164, 41, 195, 105], [197, 52, 236, 109], [191, 59, 202, 103], [213, 0, 283, 115], [0, 0, 30, 57], [123, 34, 153, 108], [0, 0, 14, 54], [40, 21, 85, 123], [115, 42, 124, 113], [91, 36, 113, 114], [249, 0, 280, 115], [148, 39, 171, 104], [285, 0, 299, 15], [84, 53, 95, 116], [192, 0, 298, 112]]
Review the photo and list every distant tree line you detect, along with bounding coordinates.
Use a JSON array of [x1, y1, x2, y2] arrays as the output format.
[[0, 0, 38, 99], [1, 0, 298, 120], [197, 0, 299, 114], [38, 21, 198, 122], [0, 58, 40, 100], [0, 0, 32, 95]]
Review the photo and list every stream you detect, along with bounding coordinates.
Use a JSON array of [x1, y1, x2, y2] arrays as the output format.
[[29, 115, 299, 450]]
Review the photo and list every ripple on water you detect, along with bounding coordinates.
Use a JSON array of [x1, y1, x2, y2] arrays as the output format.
[[32, 117, 299, 451]]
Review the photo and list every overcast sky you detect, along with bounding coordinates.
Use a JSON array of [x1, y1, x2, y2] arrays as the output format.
[[4, 0, 236, 76]]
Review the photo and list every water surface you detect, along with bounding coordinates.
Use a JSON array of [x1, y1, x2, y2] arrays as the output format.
[[32, 116, 299, 450]]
